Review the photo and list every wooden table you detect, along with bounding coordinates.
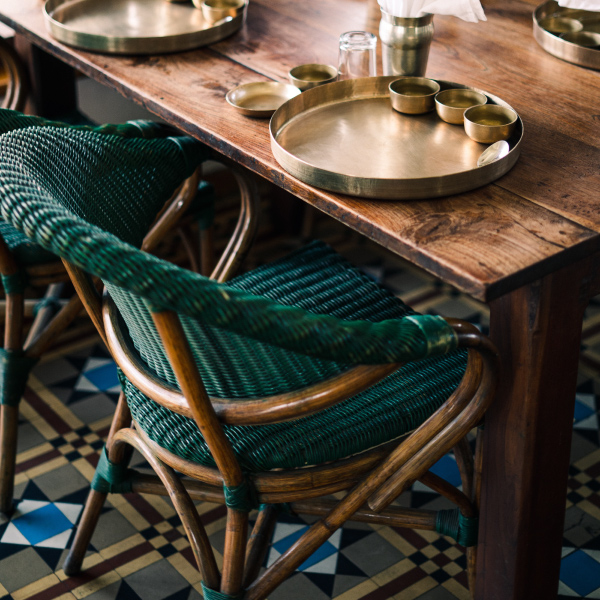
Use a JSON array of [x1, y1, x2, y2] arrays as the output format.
[[0, 0, 599, 597]]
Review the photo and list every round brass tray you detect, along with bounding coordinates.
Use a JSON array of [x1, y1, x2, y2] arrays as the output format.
[[533, 1, 600, 70], [44, 0, 247, 55], [270, 76, 523, 201]]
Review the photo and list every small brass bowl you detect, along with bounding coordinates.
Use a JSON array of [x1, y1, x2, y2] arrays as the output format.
[[434, 89, 488, 125], [464, 105, 518, 144], [195, 0, 245, 21], [560, 31, 600, 47], [288, 64, 338, 91], [389, 77, 440, 115], [539, 16, 583, 34], [226, 82, 301, 118]]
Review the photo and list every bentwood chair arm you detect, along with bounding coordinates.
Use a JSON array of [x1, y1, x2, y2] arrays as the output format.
[[142, 167, 203, 253], [103, 292, 401, 425], [208, 159, 260, 283], [0, 37, 28, 112], [102, 294, 495, 429], [367, 319, 498, 512]]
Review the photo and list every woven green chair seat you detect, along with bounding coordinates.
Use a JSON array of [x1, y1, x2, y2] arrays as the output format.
[[121, 241, 468, 472]]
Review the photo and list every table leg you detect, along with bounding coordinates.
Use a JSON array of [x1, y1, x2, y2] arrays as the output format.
[[476, 257, 600, 599]]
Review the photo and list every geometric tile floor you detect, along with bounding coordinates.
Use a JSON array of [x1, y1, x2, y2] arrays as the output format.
[[1, 229, 600, 599]]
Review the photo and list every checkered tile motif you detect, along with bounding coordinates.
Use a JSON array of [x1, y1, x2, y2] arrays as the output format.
[[1, 220, 599, 600]]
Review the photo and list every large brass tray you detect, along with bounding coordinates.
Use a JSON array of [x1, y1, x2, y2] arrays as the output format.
[[44, 0, 247, 55], [533, 1, 600, 70], [270, 76, 523, 200]]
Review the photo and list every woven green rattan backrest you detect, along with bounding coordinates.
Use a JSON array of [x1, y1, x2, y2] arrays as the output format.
[[0, 109, 458, 373], [0, 109, 204, 246]]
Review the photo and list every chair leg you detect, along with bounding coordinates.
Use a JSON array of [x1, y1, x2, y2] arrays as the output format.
[[221, 508, 249, 597], [466, 426, 485, 597], [0, 404, 19, 514], [243, 504, 278, 588], [63, 392, 131, 575], [0, 290, 26, 515], [63, 488, 106, 576]]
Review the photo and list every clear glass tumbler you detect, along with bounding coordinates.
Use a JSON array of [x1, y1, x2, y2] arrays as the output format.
[[337, 31, 378, 80]]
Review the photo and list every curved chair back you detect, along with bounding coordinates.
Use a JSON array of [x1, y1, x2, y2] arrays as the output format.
[[0, 38, 27, 111]]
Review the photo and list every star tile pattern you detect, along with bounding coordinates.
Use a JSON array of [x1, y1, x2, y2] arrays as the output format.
[[1, 221, 599, 600]]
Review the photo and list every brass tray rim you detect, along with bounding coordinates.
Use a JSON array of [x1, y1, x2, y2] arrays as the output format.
[[43, 0, 247, 55], [533, 0, 600, 71], [269, 76, 523, 201]]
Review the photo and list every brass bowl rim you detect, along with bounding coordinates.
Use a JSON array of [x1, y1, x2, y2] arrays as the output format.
[[288, 63, 338, 84], [464, 104, 519, 128], [434, 88, 488, 108], [226, 81, 301, 117], [202, 0, 245, 8], [389, 77, 441, 98]]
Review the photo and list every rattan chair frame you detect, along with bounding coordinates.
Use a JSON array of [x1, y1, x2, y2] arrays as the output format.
[[61, 233, 497, 599]]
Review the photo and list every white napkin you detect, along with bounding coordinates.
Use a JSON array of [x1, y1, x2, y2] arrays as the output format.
[[378, 0, 486, 22], [557, 0, 600, 10]]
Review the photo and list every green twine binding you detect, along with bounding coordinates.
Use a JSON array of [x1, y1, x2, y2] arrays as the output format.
[[0, 348, 38, 406], [435, 508, 478, 547], [91, 446, 133, 494], [33, 296, 63, 317], [1, 271, 28, 295], [223, 479, 258, 512], [404, 315, 457, 357], [201, 582, 243, 600]]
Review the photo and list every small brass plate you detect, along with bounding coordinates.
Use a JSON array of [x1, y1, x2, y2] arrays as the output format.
[[44, 0, 247, 55], [270, 76, 523, 200], [533, 1, 600, 70], [226, 82, 301, 118]]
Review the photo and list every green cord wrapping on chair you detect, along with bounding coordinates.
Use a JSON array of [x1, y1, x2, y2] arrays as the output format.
[[0, 348, 38, 407], [435, 508, 478, 547], [201, 582, 243, 600], [223, 479, 258, 512], [1, 270, 27, 294], [33, 295, 63, 317], [91, 447, 133, 494]]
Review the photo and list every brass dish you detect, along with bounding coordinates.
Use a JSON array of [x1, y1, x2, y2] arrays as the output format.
[[389, 77, 440, 114], [226, 82, 300, 118], [533, 1, 600, 70], [288, 64, 338, 91], [270, 76, 523, 200], [196, 0, 245, 22], [43, 0, 247, 55], [464, 105, 518, 144], [435, 89, 487, 125]]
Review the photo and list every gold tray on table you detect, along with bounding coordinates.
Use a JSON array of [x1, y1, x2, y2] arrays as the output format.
[[44, 0, 247, 55], [270, 76, 523, 201], [533, 1, 600, 70]]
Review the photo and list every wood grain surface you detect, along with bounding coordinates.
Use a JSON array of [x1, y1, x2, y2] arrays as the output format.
[[0, 0, 598, 301]]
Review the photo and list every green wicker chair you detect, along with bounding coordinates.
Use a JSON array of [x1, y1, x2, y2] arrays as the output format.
[[0, 106, 258, 514], [0, 109, 497, 599]]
